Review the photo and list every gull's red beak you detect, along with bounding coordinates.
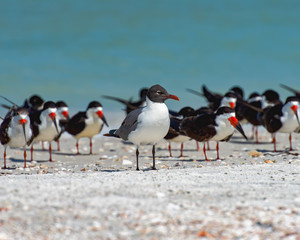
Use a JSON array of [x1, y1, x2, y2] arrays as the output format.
[[167, 94, 180, 101], [229, 102, 235, 108]]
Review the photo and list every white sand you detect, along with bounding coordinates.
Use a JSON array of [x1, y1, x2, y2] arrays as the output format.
[[0, 126, 300, 239]]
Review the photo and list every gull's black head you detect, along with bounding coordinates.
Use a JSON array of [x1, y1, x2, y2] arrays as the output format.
[[147, 84, 179, 103]]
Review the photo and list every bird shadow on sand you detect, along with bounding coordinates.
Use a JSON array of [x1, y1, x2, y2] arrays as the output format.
[[256, 149, 299, 155], [9, 158, 26, 163], [121, 141, 134, 145], [53, 151, 98, 157], [100, 169, 123, 173], [230, 140, 272, 145], [28, 148, 49, 153], [254, 149, 292, 156], [285, 150, 299, 156], [158, 156, 217, 162], [0, 166, 18, 170], [156, 147, 201, 153], [141, 167, 162, 172], [157, 155, 197, 160], [10, 158, 55, 164]]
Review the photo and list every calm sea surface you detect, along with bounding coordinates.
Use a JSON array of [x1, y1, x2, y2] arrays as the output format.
[[1, 0, 300, 115]]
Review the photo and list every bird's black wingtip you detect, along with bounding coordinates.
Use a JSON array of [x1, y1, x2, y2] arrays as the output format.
[[104, 129, 119, 138]]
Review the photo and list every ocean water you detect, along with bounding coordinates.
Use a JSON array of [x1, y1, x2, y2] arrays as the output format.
[[1, 0, 300, 117]]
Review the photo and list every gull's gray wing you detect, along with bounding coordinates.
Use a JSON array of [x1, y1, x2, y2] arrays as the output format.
[[115, 108, 143, 140]]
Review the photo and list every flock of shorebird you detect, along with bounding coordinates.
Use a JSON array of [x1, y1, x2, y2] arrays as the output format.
[[0, 83, 299, 170]]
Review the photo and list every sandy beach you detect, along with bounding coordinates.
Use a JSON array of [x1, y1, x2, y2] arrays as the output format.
[[1, 126, 300, 239]]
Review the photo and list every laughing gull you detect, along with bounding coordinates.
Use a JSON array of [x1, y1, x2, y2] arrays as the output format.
[[106, 84, 179, 170]]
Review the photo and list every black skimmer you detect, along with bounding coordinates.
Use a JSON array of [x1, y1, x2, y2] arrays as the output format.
[[230, 86, 247, 122], [164, 116, 190, 158], [197, 91, 238, 151], [255, 89, 282, 130], [169, 106, 196, 117], [187, 85, 239, 111], [102, 88, 148, 114], [24, 95, 46, 150], [186, 85, 222, 111], [23, 94, 44, 113], [201, 85, 223, 111], [230, 86, 244, 100], [165, 107, 195, 157], [105, 84, 179, 170], [262, 96, 300, 151], [220, 91, 238, 109], [261, 89, 282, 109], [54, 101, 70, 151], [194, 107, 214, 116], [66, 101, 108, 155], [194, 107, 215, 150], [27, 101, 60, 161], [169, 107, 212, 153], [1, 95, 46, 150], [1, 94, 44, 113], [180, 106, 247, 160], [0, 107, 32, 168], [243, 92, 263, 143]]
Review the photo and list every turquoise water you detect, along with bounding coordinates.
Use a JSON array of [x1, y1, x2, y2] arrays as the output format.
[[1, 0, 300, 114]]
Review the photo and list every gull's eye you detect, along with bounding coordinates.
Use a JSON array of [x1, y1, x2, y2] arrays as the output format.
[[157, 90, 163, 95]]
